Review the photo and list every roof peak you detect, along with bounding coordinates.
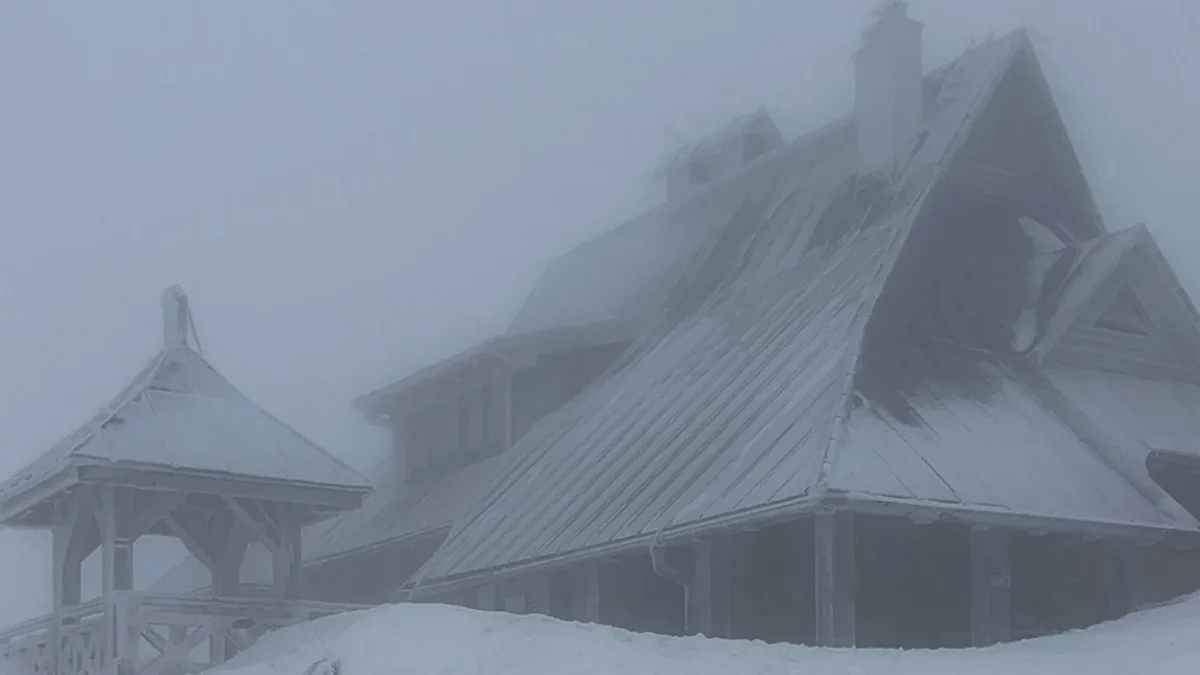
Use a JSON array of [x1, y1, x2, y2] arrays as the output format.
[[162, 284, 197, 351]]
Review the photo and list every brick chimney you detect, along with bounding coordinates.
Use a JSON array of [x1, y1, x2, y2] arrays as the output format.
[[855, 1, 924, 175]]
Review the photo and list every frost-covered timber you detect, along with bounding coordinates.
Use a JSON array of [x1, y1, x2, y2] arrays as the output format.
[[0, 287, 370, 675]]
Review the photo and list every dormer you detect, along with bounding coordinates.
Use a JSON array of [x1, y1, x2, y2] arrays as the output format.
[[355, 318, 638, 482], [663, 110, 784, 202]]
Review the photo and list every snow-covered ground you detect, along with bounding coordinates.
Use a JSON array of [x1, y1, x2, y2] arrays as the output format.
[[214, 595, 1200, 675]]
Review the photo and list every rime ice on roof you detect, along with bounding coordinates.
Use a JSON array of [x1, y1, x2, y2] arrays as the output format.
[[0, 286, 370, 528], [410, 29, 1200, 588]]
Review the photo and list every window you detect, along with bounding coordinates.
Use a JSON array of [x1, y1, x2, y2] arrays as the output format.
[[407, 381, 507, 479], [1094, 287, 1154, 336]]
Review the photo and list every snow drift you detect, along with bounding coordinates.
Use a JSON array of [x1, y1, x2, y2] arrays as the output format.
[[213, 595, 1200, 675], [211, 590, 1200, 672]]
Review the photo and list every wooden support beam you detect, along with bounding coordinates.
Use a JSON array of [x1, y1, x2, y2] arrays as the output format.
[[271, 509, 303, 598], [814, 512, 856, 647], [524, 576, 552, 616], [216, 520, 251, 597], [689, 538, 732, 638], [163, 511, 220, 578], [969, 527, 1011, 647], [572, 562, 602, 624], [99, 488, 137, 594], [223, 496, 286, 560], [128, 492, 187, 540], [53, 498, 83, 608]]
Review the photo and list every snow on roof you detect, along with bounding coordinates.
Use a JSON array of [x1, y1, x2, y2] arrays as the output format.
[[836, 362, 1197, 532], [414, 32, 1033, 584], [506, 135, 788, 334], [0, 291, 369, 524], [1047, 368, 1200, 459], [211, 592, 1200, 675]]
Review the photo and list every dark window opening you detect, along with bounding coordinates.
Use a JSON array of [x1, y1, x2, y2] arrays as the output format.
[[1094, 287, 1154, 336], [407, 381, 505, 479]]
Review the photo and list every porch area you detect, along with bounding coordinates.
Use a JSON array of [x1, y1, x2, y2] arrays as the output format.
[[0, 593, 366, 675]]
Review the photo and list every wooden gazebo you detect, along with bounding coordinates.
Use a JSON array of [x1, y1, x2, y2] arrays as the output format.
[[0, 286, 371, 675]]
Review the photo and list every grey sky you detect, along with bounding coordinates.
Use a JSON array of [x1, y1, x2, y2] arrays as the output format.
[[0, 0, 1197, 623]]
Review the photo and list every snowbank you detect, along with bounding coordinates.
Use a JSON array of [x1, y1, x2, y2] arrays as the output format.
[[214, 595, 1200, 675]]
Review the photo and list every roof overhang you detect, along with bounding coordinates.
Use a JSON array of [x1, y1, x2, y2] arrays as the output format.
[[0, 465, 79, 527], [0, 459, 371, 529], [406, 486, 1200, 596], [354, 316, 643, 424], [76, 462, 370, 513]]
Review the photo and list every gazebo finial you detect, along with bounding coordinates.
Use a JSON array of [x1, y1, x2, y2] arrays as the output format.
[[162, 284, 190, 348]]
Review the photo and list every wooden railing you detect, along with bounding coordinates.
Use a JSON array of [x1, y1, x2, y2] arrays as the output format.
[[0, 594, 368, 675]]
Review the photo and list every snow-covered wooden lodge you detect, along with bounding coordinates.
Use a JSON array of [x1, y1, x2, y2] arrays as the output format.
[[7, 4, 1200, 672]]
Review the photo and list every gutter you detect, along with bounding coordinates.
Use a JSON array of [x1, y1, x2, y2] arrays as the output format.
[[406, 487, 1200, 598], [647, 531, 693, 632]]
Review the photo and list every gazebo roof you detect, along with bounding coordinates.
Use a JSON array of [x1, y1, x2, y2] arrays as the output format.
[[0, 286, 370, 527]]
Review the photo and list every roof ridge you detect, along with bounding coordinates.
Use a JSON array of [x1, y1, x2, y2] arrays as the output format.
[[816, 32, 1028, 494]]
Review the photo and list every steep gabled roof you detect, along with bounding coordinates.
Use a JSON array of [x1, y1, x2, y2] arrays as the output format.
[[1034, 224, 1200, 363], [0, 290, 370, 526], [410, 31, 1061, 586]]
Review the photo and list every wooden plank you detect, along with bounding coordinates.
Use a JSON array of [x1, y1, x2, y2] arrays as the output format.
[[969, 527, 1011, 646], [814, 512, 855, 647], [573, 562, 602, 624]]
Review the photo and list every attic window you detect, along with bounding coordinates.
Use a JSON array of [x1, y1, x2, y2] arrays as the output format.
[[689, 158, 717, 186], [1094, 287, 1154, 335], [743, 133, 770, 162]]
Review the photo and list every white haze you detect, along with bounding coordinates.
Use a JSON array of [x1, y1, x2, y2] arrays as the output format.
[[0, 0, 1197, 624]]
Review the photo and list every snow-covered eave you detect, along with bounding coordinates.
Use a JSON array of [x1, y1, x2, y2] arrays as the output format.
[[0, 464, 79, 527], [306, 524, 451, 570], [408, 484, 1199, 597], [74, 460, 370, 513], [354, 316, 645, 424]]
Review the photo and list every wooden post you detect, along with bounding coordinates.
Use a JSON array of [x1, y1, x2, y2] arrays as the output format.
[[477, 585, 498, 611], [689, 539, 732, 637], [1108, 539, 1148, 617], [99, 487, 139, 675], [572, 562, 602, 624], [969, 527, 1011, 647], [524, 576, 552, 616], [51, 499, 82, 675], [814, 512, 856, 647], [272, 510, 303, 598]]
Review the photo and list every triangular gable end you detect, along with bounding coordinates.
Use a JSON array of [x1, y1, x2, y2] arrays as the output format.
[[1093, 285, 1156, 336], [1045, 241, 1200, 383], [943, 37, 1105, 243]]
